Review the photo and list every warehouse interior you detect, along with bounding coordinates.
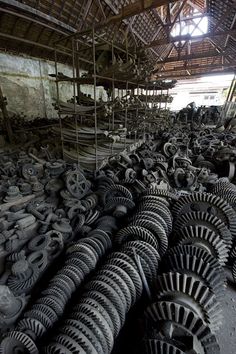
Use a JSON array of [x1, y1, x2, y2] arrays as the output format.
[[0, 0, 236, 353]]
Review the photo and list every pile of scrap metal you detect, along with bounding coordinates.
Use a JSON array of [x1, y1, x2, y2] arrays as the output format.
[[0, 126, 236, 353]]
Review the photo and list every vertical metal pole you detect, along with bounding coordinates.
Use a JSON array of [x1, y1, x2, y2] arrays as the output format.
[[92, 26, 98, 170], [111, 41, 115, 131], [72, 38, 79, 167], [54, 48, 64, 159]]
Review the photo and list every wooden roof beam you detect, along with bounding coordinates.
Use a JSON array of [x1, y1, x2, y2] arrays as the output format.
[[159, 68, 235, 78], [145, 29, 236, 48], [105, 0, 179, 24], [155, 50, 222, 64], [156, 63, 236, 74]]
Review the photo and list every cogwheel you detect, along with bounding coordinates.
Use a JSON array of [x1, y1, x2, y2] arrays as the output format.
[[162, 252, 225, 300], [44, 341, 77, 354], [66, 243, 98, 264], [96, 268, 132, 311], [16, 317, 46, 339], [78, 297, 114, 335], [104, 197, 135, 216], [71, 303, 114, 352], [48, 277, 72, 299], [232, 259, 236, 283], [173, 211, 233, 246], [7, 269, 40, 296], [176, 225, 229, 266], [66, 251, 96, 271], [137, 203, 172, 233], [50, 273, 76, 294], [145, 301, 220, 354], [121, 240, 160, 272], [0, 331, 38, 354], [142, 189, 178, 201], [144, 338, 185, 354], [59, 265, 84, 287], [82, 290, 121, 337], [63, 318, 103, 353], [140, 194, 170, 207], [106, 253, 143, 299], [89, 230, 112, 249], [172, 192, 236, 239], [155, 272, 222, 332], [103, 184, 133, 202], [84, 279, 126, 326], [65, 257, 90, 276], [129, 211, 168, 236], [101, 264, 136, 307], [121, 245, 153, 284], [79, 237, 104, 258], [24, 304, 57, 329], [50, 334, 87, 354], [114, 226, 159, 250], [66, 311, 109, 353], [58, 324, 98, 353], [90, 274, 127, 311], [41, 287, 68, 306], [165, 245, 225, 283], [35, 295, 65, 316], [130, 219, 168, 256]]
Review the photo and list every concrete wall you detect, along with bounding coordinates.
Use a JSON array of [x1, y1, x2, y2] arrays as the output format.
[[0, 52, 108, 120]]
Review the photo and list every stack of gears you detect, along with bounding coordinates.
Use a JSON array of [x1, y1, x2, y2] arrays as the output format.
[[0, 126, 236, 353], [143, 191, 235, 353]]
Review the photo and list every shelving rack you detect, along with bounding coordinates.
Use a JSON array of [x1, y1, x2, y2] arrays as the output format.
[[53, 24, 175, 171]]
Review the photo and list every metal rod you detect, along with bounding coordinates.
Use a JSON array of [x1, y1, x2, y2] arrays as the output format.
[[92, 26, 98, 170]]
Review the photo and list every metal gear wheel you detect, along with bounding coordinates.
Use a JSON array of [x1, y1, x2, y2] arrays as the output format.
[[129, 219, 168, 255], [172, 192, 236, 239], [144, 338, 185, 354], [154, 272, 222, 332], [129, 211, 168, 236], [114, 225, 159, 250], [0, 331, 38, 354], [176, 225, 229, 266], [173, 211, 233, 246], [145, 301, 220, 354]]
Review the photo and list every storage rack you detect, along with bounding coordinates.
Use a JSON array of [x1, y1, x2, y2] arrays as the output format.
[[53, 24, 175, 171]]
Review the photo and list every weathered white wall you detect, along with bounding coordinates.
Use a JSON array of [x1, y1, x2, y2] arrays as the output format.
[[0, 52, 108, 120]]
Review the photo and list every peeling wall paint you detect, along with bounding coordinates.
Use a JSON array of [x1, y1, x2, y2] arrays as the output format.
[[0, 52, 108, 120]]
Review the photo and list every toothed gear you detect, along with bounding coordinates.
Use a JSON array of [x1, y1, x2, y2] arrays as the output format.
[[57, 325, 98, 353], [96, 268, 132, 311], [154, 272, 222, 332], [232, 259, 236, 283], [78, 297, 115, 333], [129, 211, 168, 235], [173, 211, 233, 246], [50, 334, 87, 354], [0, 331, 38, 354], [172, 192, 236, 239], [162, 251, 225, 300], [114, 225, 159, 250], [144, 338, 185, 354], [145, 301, 220, 353], [140, 194, 170, 206], [16, 317, 46, 339], [176, 225, 229, 266], [129, 219, 168, 255], [137, 202, 172, 233], [103, 184, 133, 204], [69, 303, 114, 352], [142, 189, 178, 201], [84, 279, 126, 326], [106, 253, 143, 299], [81, 291, 121, 337], [62, 319, 104, 354], [44, 341, 75, 354], [104, 197, 135, 216]]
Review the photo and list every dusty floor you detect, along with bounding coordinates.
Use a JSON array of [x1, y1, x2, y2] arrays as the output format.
[[218, 280, 236, 353]]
